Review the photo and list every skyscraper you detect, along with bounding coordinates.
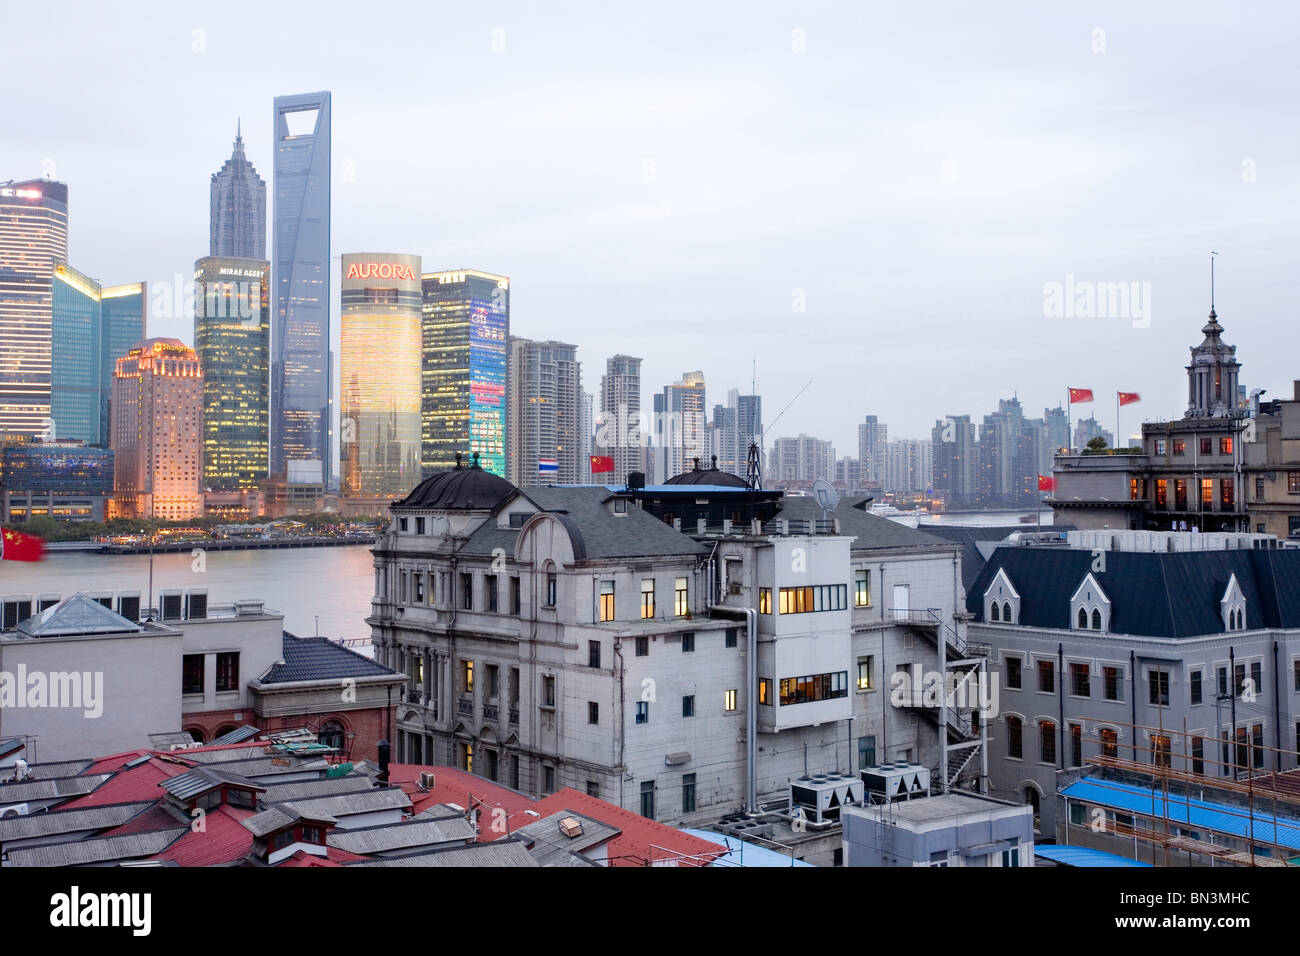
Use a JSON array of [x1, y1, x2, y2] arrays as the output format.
[[507, 337, 582, 487], [657, 371, 707, 480], [210, 122, 266, 259], [887, 438, 933, 493], [0, 179, 68, 438], [858, 415, 888, 486], [596, 354, 642, 485], [420, 269, 509, 476], [271, 92, 331, 484], [194, 257, 269, 491], [110, 338, 203, 520], [50, 262, 145, 447], [340, 254, 422, 496], [931, 414, 976, 505], [768, 434, 835, 482]]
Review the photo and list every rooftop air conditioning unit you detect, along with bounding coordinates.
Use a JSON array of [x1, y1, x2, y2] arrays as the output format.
[[559, 816, 584, 839], [0, 803, 30, 818], [789, 773, 864, 825], [185, 588, 207, 620], [160, 590, 183, 621], [419, 771, 435, 791], [860, 762, 931, 802]]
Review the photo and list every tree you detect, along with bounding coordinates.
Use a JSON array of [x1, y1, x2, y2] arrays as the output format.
[[1084, 436, 1109, 455]]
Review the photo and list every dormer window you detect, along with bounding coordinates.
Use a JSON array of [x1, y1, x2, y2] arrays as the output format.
[[1221, 574, 1247, 632], [1070, 573, 1111, 632], [613, 498, 628, 514], [983, 568, 1020, 625]]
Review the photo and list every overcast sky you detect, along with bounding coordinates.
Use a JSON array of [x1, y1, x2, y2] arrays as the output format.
[[4, 1, 1297, 454]]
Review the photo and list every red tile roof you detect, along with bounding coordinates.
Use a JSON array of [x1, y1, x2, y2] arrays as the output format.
[[530, 789, 726, 867], [388, 763, 535, 838]]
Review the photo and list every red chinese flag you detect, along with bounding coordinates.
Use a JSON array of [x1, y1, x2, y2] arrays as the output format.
[[1069, 387, 1094, 403], [1118, 391, 1141, 406], [1, 527, 45, 561], [1037, 474, 1055, 491], [590, 455, 615, 474]]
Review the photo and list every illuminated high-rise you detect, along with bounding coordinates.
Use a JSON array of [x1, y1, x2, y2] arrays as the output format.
[[210, 122, 266, 259], [341, 253, 422, 496], [0, 179, 68, 438], [50, 262, 145, 447], [110, 338, 203, 520], [507, 337, 582, 487], [420, 269, 509, 477], [271, 92, 331, 485], [194, 257, 270, 491]]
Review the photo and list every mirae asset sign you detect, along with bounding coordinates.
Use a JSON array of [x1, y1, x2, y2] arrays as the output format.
[[345, 261, 416, 281]]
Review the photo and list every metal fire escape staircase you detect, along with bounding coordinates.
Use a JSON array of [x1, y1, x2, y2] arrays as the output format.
[[895, 608, 990, 793]]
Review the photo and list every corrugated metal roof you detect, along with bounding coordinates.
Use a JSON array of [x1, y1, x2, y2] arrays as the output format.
[[0, 800, 154, 842], [326, 815, 475, 854], [5, 759, 93, 781], [241, 804, 338, 838], [160, 766, 265, 801], [210, 725, 260, 745], [259, 776, 379, 802], [1034, 844, 1152, 867], [680, 828, 816, 867], [345, 840, 539, 867], [268, 787, 411, 819], [1062, 776, 1300, 850], [513, 811, 619, 866], [0, 773, 111, 803], [5, 827, 186, 867]]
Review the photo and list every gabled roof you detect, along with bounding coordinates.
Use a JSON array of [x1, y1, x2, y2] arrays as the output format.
[[268, 787, 411, 818], [260, 632, 401, 684], [967, 545, 1300, 638], [149, 804, 257, 866], [15, 592, 144, 637], [1069, 572, 1110, 607], [160, 766, 266, 801], [387, 763, 536, 825], [344, 839, 539, 867], [0, 800, 154, 843], [983, 566, 1020, 601], [325, 813, 475, 854], [777, 496, 953, 552], [512, 810, 619, 865], [5, 827, 187, 867], [241, 803, 338, 838]]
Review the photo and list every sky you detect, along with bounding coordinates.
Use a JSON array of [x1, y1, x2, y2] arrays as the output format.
[[3, 1, 1298, 456]]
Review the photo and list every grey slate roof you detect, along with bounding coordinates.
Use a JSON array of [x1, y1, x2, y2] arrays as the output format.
[[261, 633, 401, 684], [5, 827, 186, 867], [0, 800, 154, 843], [922, 524, 1075, 592], [345, 839, 539, 867], [0, 773, 111, 803], [258, 776, 379, 802], [461, 486, 708, 561], [169, 754, 331, 777], [394, 463, 516, 510], [5, 759, 93, 781], [967, 545, 1300, 638], [242, 804, 338, 837], [513, 811, 619, 866], [15, 592, 144, 637], [160, 766, 265, 801], [777, 496, 953, 552], [325, 814, 475, 854], [268, 786, 411, 818]]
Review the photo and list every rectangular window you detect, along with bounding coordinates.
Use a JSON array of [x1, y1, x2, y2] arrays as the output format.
[[1070, 723, 1082, 767], [586, 780, 600, 798], [854, 569, 870, 607], [1234, 662, 1246, 695], [1155, 439, 1167, 456], [1006, 657, 1022, 690], [486, 575, 498, 613], [635, 635, 649, 657], [1250, 661, 1262, 696], [1200, 437, 1213, 456], [588, 701, 599, 725], [1152, 734, 1172, 769], [182, 654, 204, 695], [1191, 736, 1204, 775], [1295, 660, 1300, 692], [1253, 723, 1265, 769], [1007, 717, 1023, 759], [640, 780, 655, 819], [1256, 476, 1266, 500], [1175, 479, 1188, 510], [510, 576, 521, 615], [1156, 479, 1168, 507], [858, 735, 877, 769], [682, 773, 696, 814], [1070, 662, 1090, 698], [674, 577, 688, 616], [461, 572, 473, 610], [1201, 478, 1214, 508], [546, 572, 557, 607], [599, 580, 615, 622], [778, 671, 850, 705], [1221, 436, 1233, 455], [461, 660, 474, 694], [1173, 439, 1186, 456], [414, 572, 424, 604], [1037, 660, 1054, 693], [636, 701, 649, 724], [640, 578, 655, 618], [682, 695, 695, 718], [1100, 728, 1118, 758], [857, 656, 875, 690], [758, 678, 771, 706], [486, 664, 500, 699], [681, 632, 695, 653], [587, 639, 602, 669], [1218, 665, 1228, 697], [724, 689, 737, 712], [759, 588, 772, 614], [1148, 669, 1170, 706], [1190, 670, 1203, 705], [216, 652, 239, 692], [725, 628, 738, 648], [1101, 665, 1121, 701], [1235, 727, 1249, 770], [541, 674, 555, 708], [778, 585, 847, 614], [1290, 472, 1300, 494], [1040, 721, 1056, 764], [544, 766, 555, 794]]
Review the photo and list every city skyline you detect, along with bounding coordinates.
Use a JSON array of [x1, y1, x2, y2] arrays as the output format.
[[4, 4, 1296, 456]]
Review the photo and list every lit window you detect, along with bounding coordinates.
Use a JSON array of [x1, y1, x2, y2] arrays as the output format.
[[857, 657, 874, 690], [600, 580, 615, 622], [724, 689, 737, 712], [640, 578, 655, 618], [674, 577, 688, 616]]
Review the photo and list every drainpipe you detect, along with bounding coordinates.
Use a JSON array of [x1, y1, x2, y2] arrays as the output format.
[[1057, 642, 1064, 770], [615, 637, 626, 807], [1130, 650, 1138, 763], [1274, 641, 1282, 773], [1229, 645, 1238, 780], [711, 604, 757, 814]]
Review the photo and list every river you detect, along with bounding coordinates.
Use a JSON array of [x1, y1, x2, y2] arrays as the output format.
[[0, 544, 377, 644]]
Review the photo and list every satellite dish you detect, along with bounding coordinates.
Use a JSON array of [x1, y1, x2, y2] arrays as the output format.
[[812, 478, 840, 513]]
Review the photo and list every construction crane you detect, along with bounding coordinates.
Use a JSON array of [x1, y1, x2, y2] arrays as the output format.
[[746, 378, 813, 490]]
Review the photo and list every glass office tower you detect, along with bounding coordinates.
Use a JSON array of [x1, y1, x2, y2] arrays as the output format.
[[271, 91, 331, 484], [50, 262, 146, 447], [421, 269, 509, 477], [210, 121, 266, 259], [194, 257, 270, 490], [0, 180, 69, 438], [340, 253, 422, 496]]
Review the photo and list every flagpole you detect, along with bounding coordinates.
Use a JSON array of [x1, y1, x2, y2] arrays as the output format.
[[1116, 391, 1120, 451], [1066, 388, 1072, 454]]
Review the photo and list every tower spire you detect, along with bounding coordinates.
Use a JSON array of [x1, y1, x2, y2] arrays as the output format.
[[1210, 250, 1217, 318]]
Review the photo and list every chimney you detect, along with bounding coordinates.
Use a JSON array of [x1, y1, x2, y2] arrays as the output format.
[[697, 517, 706, 534], [377, 739, 391, 784]]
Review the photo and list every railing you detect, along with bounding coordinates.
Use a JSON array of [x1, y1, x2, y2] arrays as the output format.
[[508, 709, 520, 726], [483, 704, 499, 722], [457, 698, 474, 717]]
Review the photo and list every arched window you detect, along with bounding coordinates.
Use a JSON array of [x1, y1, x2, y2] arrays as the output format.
[[1077, 608, 1088, 629], [318, 719, 345, 752], [1006, 716, 1022, 759], [186, 728, 205, 744], [1237, 608, 1245, 630], [214, 725, 238, 740], [1091, 608, 1102, 630], [1003, 602, 1012, 623], [991, 602, 1001, 622], [1024, 787, 1041, 827]]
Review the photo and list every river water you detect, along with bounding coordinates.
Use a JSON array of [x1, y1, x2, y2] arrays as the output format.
[[0, 545, 377, 644]]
